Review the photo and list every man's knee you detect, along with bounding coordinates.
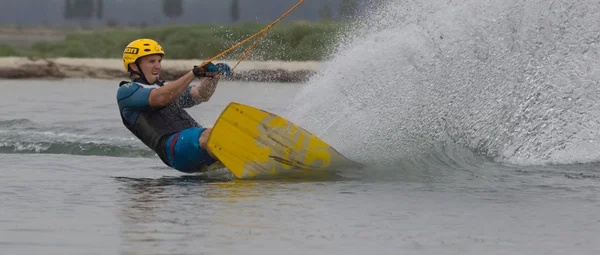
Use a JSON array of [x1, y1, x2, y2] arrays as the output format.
[[198, 128, 217, 160], [198, 128, 212, 150]]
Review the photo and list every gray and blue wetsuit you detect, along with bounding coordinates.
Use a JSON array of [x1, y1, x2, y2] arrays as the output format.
[[116, 80, 216, 172]]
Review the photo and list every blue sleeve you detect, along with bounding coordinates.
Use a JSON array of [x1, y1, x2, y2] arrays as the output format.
[[116, 83, 153, 124], [173, 86, 199, 108]]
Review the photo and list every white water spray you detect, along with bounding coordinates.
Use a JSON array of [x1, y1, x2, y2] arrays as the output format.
[[286, 0, 600, 166]]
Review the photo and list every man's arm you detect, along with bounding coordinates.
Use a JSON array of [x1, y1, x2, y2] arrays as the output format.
[[148, 71, 196, 108], [190, 74, 221, 103], [116, 83, 154, 124]]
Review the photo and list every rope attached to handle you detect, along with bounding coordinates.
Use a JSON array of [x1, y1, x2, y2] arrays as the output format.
[[197, 0, 305, 71]]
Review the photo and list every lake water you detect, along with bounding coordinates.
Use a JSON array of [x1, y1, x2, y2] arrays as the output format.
[[3, 0, 600, 254], [0, 79, 598, 255]]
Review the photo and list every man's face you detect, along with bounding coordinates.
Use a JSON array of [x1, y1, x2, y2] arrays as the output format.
[[132, 54, 162, 84]]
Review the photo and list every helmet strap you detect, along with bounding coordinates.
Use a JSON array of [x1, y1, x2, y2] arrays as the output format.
[[132, 62, 151, 85], [128, 58, 164, 86]]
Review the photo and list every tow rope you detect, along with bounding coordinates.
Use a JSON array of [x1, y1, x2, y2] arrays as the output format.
[[197, 0, 305, 73]]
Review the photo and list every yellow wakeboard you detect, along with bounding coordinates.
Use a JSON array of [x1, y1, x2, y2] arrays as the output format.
[[206, 102, 360, 179]]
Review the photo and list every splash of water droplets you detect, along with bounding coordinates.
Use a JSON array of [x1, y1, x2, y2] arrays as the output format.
[[286, 0, 600, 167]]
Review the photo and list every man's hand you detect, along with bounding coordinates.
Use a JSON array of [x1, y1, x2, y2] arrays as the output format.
[[215, 63, 232, 76], [193, 62, 232, 78]]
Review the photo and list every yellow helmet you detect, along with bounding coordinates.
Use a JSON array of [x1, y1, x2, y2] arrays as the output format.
[[122, 38, 165, 72]]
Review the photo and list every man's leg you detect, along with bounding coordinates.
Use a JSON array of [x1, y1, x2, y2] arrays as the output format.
[[198, 128, 216, 159], [164, 127, 216, 173]]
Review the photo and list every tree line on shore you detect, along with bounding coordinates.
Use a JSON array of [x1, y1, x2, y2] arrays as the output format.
[[0, 21, 351, 61], [63, 0, 359, 27]]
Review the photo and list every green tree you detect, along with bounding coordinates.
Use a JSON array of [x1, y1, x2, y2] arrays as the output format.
[[96, 0, 103, 19], [319, 3, 332, 21], [230, 0, 240, 23], [162, 0, 184, 19], [64, 0, 95, 28], [64, 0, 74, 19], [339, 0, 358, 20], [73, 0, 95, 19]]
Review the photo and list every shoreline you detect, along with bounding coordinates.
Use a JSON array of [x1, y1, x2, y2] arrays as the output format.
[[0, 57, 325, 83]]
